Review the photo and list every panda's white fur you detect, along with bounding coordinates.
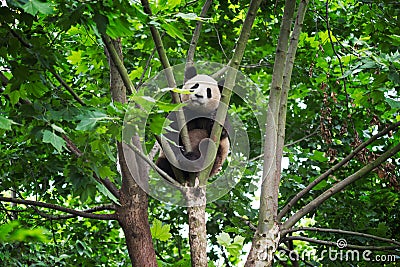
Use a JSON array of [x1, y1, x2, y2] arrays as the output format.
[[155, 67, 230, 181], [181, 74, 221, 114]]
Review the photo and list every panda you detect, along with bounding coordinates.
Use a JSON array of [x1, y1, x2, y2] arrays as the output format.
[[155, 67, 230, 182]]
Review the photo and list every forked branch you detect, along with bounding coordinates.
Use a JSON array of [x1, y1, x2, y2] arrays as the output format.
[[282, 142, 400, 230], [278, 121, 400, 220]]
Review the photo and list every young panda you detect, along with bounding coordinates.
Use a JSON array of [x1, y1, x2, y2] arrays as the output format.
[[155, 67, 230, 181]]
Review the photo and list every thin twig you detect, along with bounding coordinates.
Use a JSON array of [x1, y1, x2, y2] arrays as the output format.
[[213, 24, 229, 61], [325, 0, 356, 136], [281, 226, 400, 246], [136, 47, 157, 90], [186, 0, 213, 70], [30, 204, 115, 220], [125, 143, 181, 186], [61, 134, 120, 199], [9, 29, 86, 106], [281, 236, 400, 251], [0, 197, 116, 220], [278, 121, 400, 220], [285, 126, 319, 147], [282, 142, 400, 229]]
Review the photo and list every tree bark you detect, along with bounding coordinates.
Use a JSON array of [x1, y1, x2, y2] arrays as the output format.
[[105, 38, 157, 267], [188, 199, 208, 267]]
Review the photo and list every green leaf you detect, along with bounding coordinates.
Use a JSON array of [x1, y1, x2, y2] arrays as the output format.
[[0, 221, 19, 241], [42, 130, 67, 152], [103, 143, 116, 162], [128, 67, 144, 80], [310, 150, 328, 162], [312, 180, 328, 190], [216, 232, 231, 247], [51, 124, 66, 134], [9, 90, 20, 105], [149, 114, 168, 135], [76, 111, 109, 131], [21, 82, 48, 98], [12, 228, 49, 242], [98, 166, 116, 179], [233, 235, 245, 245], [0, 221, 49, 242], [129, 95, 156, 111], [94, 13, 109, 35], [389, 34, 400, 45], [0, 116, 13, 130], [175, 12, 201, 21], [385, 98, 400, 109], [106, 16, 133, 38], [22, 0, 54, 16], [67, 50, 82, 65], [150, 219, 172, 241], [167, 0, 181, 7], [161, 23, 185, 42]]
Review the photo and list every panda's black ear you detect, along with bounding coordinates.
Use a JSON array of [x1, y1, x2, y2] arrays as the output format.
[[218, 79, 225, 93], [185, 66, 197, 82]]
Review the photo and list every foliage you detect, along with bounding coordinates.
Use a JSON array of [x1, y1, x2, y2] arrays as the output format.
[[0, 0, 399, 266]]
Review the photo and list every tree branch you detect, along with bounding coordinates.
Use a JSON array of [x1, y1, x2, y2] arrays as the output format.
[[0, 197, 116, 220], [257, 0, 297, 234], [30, 203, 115, 220], [282, 142, 400, 230], [185, 0, 213, 71], [140, 0, 192, 155], [136, 46, 157, 90], [61, 134, 120, 199], [2, 70, 119, 200], [278, 121, 400, 220], [93, 173, 121, 199], [49, 70, 86, 106], [198, 0, 263, 184], [281, 227, 400, 246], [245, 2, 309, 265], [9, 28, 85, 106], [325, 0, 356, 137], [285, 126, 319, 147], [281, 236, 400, 251], [102, 35, 135, 94], [125, 143, 180, 186], [277, 0, 309, 180]]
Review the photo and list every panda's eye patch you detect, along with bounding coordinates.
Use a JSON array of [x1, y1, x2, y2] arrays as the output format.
[[190, 83, 199, 89], [207, 88, 212, 98]]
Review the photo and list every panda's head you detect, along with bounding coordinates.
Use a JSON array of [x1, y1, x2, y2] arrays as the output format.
[[181, 67, 223, 114]]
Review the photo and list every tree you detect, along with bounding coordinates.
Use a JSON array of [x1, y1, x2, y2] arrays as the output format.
[[1, 0, 399, 266]]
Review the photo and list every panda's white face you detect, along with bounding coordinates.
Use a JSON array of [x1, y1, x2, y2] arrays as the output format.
[[181, 74, 221, 114]]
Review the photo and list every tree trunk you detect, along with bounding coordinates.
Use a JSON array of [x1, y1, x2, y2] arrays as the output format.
[[106, 38, 157, 266], [188, 204, 208, 267], [117, 141, 158, 266], [245, 0, 304, 266]]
